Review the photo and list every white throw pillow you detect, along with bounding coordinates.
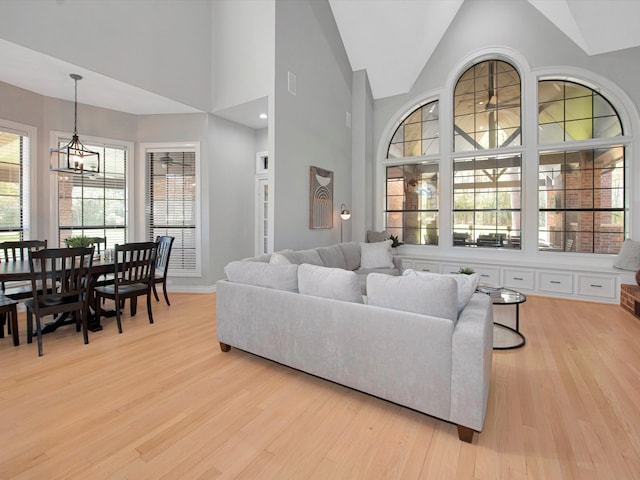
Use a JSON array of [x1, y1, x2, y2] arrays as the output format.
[[360, 240, 394, 269], [613, 239, 640, 271], [403, 269, 479, 314], [269, 252, 292, 265], [298, 263, 363, 303], [366, 273, 458, 322]]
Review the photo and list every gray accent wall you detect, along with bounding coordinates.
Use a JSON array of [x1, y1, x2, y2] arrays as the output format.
[[273, 0, 352, 250]]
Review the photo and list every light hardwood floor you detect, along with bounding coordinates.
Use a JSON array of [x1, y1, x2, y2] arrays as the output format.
[[1, 293, 640, 479]]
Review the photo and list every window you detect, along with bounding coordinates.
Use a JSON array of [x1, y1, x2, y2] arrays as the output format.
[[387, 101, 439, 158], [146, 148, 199, 275], [452, 60, 522, 248], [386, 162, 439, 245], [454, 60, 521, 152], [538, 80, 625, 253], [57, 139, 128, 247], [0, 123, 30, 241], [385, 101, 439, 245], [453, 154, 522, 248]]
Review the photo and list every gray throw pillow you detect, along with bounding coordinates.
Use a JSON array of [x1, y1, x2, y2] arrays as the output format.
[[360, 240, 394, 269], [366, 230, 390, 243], [614, 239, 640, 271]]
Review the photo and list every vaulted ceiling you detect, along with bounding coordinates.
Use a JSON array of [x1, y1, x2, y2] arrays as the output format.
[[329, 0, 640, 99], [0, 0, 638, 126]]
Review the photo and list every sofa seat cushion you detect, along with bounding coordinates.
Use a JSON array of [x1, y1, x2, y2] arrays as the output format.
[[403, 269, 480, 314], [366, 273, 458, 322], [316, 244, 347, 269], [298, 263, 363, 304], [225, 261, 298, 292]]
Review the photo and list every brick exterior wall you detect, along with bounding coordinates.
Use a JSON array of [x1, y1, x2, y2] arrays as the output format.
[[620, 284, 640, 317]]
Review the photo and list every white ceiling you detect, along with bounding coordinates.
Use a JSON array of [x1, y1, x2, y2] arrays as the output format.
[[1, 0, 639, 128]]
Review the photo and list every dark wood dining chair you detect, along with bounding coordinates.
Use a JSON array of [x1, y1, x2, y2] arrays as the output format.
[[0, 240, 48, 340], [24, 246, 95, 356], [152, 236, 175, 306], [94, 242, 157, 334], [0, 240, 48, 299]]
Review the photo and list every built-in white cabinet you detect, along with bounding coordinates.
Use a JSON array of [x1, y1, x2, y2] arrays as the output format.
[[400, 256, 635, 304]]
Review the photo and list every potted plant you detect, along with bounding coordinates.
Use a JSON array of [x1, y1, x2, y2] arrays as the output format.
[[65, 235, 94, 248], [389, 234, 404, 248], [458, 267, 475, 275]]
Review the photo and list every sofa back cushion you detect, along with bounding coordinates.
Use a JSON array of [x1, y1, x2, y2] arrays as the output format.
[[366, 273, 458, 322], [403, 269, 479, 315], [316, 244, 347, 269], [298, 263, 363, 304], [295, 249, 324, 266], [225, 261, 298, 292], [338, 242, 361, 271]]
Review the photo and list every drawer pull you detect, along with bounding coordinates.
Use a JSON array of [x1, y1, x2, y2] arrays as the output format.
[[590, 284, 602, 288], [513, 277, 523, 281], [550, 280, 561, 284], [421, 269, 431, 272], [480, 274, 490, 277]]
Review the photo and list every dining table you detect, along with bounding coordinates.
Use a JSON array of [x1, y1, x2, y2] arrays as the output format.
[[0, 256, 118, 333]]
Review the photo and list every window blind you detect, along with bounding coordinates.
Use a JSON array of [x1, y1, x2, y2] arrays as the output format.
[[0, 129, 26, 241], [147, 151, 197, 273]]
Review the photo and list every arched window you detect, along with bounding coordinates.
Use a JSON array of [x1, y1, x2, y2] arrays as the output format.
[[382, 59, 629, 256], [537, 80, 625, 253], [385, 101, 439, 245], [452, 60, 522, 249]]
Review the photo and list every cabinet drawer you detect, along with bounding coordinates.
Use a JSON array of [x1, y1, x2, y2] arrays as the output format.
[[577, 275, 616, 298], [412, 260, 440, 273], [539, 272, 573, 294], [503, 269, 535, 290], [475, 267, 501, 286]]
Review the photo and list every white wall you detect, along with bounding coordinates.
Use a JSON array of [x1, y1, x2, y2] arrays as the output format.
[[0, 0, 212, 111], [211, 0, 275, 112], [273, 0, 352, 250]]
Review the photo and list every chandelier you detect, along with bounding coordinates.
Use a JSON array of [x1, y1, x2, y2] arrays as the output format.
[[50, 73, 100, 174]]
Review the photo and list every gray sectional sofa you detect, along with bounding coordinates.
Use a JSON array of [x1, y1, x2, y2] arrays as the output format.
[[216, 242, 493, 442]]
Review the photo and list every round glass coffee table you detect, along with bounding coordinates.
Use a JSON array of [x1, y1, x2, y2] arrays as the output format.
[[490, 288, 526, 350]]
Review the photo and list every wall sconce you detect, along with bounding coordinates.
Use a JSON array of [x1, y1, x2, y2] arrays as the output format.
[[50, 74, 100, 175], [340, 203, 351, 242]]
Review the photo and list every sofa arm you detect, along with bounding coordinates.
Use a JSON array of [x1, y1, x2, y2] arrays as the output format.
[[450, 293, 493, 433]]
